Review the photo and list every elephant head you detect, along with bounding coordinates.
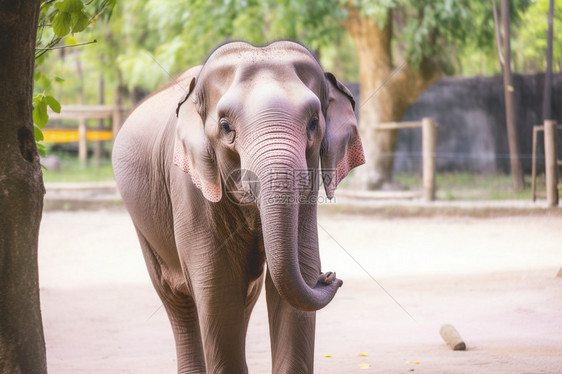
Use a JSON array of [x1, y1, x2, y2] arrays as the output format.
[[174, 41, 365, 311]]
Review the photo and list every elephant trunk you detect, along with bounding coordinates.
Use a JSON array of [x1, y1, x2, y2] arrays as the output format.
[[248, 130, 342, 312], [259, 192, 341, 311]]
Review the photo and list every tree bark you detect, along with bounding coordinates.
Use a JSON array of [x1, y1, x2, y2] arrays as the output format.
[[0, 1, 48, 373], [342, 6, 441, 190]]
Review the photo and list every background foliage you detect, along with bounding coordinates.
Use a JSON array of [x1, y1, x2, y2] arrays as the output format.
[[35, 0, 559, 156], [36, 0, 558, 103], [34, 0, 115, 155]]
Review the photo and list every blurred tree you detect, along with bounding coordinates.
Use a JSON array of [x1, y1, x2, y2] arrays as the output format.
[[340, 2, 472, 189], [341, 1, 535, 189], [456, 0, 531, 76], [492, 0, 525, 191]]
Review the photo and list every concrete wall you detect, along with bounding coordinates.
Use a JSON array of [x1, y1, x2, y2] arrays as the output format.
[[347, 73, 562, 174]]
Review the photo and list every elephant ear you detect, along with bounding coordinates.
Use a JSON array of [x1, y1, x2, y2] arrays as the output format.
[[321, 72, 366, 199], [174, 77, 222, 202]]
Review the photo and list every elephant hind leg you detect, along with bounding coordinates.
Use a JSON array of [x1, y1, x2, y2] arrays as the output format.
[[135, 229, 205, 374]]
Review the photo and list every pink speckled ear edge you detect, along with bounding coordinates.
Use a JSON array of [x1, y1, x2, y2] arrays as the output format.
[[174, 75, 222, 203], [324, 136, 365, 199], [173, 138, 221, 202]]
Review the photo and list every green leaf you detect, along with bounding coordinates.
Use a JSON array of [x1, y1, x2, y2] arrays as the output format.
[[71, 11, 90, 33], [54, 75, 65, 83], [32, 93, 44, 106], [52, 11, 71, 37], [33, 99, 49, 128], [35, 53, 45, 65], [54, 0, 83, 12], [65, 35, 78, 45], [36, 73, 51, 91], [34, 125, 44, 142], [45, 95, 61, 113], [45, 4, 58, 19], [37, 142, 47, 158]]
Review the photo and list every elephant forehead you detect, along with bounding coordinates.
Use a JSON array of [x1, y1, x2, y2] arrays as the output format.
[[228, 61, 326, 107]]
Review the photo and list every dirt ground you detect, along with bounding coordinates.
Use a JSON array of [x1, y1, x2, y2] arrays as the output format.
[[39, 210, 562, 373]]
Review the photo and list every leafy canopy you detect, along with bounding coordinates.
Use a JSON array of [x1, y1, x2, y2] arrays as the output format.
[[516, 0, 562, 72], [34, 0, 115, 156], [34, 0, 555, 118], [114, 0, 485, 90]]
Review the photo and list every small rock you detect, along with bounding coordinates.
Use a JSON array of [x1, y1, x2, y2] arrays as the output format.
[[440, 324, 466, 351]]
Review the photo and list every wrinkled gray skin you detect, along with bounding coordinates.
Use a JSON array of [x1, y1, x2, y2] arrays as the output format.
[[112, 41, 364, 373]]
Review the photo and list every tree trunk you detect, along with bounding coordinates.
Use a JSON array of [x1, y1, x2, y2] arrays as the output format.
[[494, 0, 525, 191], [543, 0, 554, 121], [501, 0, 524, 191], [0, 1, 48, 373], [342, 6, 441, 190]]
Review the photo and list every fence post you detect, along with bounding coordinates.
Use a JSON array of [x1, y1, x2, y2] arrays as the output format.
[[78, 117, 87, 164], [422, 117, 437, 201], [544, 119, 559, 207], [531, 125, 540, 202]]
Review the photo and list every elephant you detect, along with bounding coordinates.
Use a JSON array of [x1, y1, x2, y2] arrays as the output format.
[[112, 41, 365, 373]]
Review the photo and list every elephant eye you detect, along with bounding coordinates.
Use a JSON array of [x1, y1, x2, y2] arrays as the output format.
[[219, 118, 236, 144], [307, 116, 319, 136], [220, 118, 234, 134]]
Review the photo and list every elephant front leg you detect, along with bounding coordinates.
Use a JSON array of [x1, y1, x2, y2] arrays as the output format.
[[265, 270, 316, 373], [192, 273, 252, 374]]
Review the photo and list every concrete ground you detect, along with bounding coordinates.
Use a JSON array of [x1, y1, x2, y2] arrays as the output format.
[[39, 208, 562, 373]]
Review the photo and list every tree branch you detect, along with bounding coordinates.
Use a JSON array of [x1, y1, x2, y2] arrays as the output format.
[[90, 0, 113, 23], [36, 39, 97, 51], [35, 37, 62, 60], [40, 0, 56, 9]]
